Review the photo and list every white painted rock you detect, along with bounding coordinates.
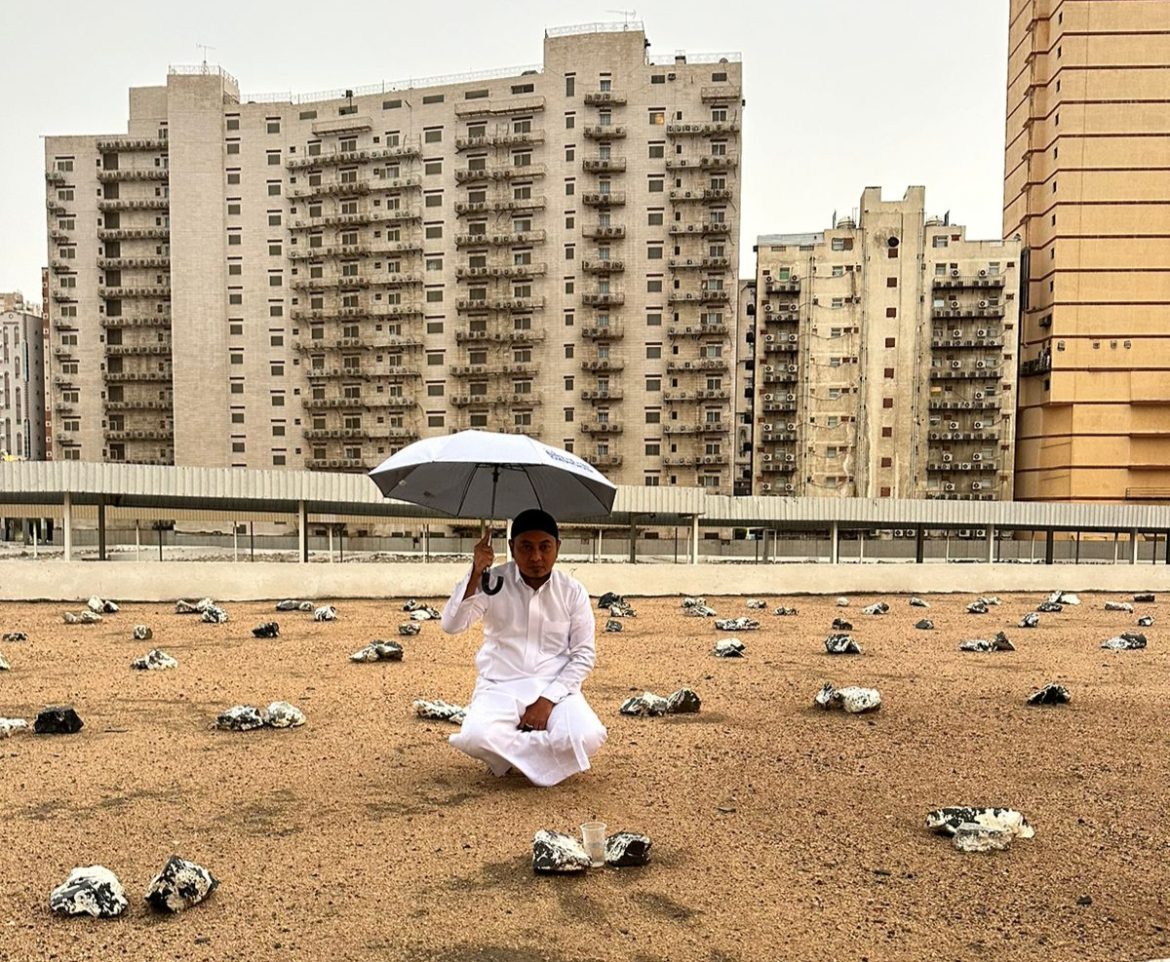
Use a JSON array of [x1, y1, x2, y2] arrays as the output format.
[[909, 597, 929, 608], [132, 625, 153, 641], [175, 598, 216, 615], [200, 605, 229, 624], [145, 855, 218, 913], [966, 601, 988, 615], [351, 642, 404, 662], [713, 638, 745, 658], [0, 717, 28, 738], [926, 806, 1035, 840], [1138, 615, 1155, 627], [1018, 612, 1040, 628], [745, 599, 767, 609], [313, 606, 337, 622], [132, 649, 178, 671], [1027, 683, 1070, 706], [774, 606, 798, 616], [953, 823, 1013, 852], [49, 866, 128, 918], [715, 616, 759, 631], [815, 683, 881, 714], [266, 701, 306, 728], [619, 691, 670, 717], [87, 596, 119, 614], [1105, 601, 1134, 613], [862, 602, 890, 615], [398, 622, 421, 636], [63, 610, 102, 624], [960, 632, 1014, 653], [0, 652, 9, 671], [824, 634, 862, 655], [413, 698, 466, 724], [1101, 632, 1146, 651], [216, 705, 266, 732], [532, 829, 590, 874], [836, 597, 850, 607], [2, 631, 27, 642], [666, 688, 701, 714]]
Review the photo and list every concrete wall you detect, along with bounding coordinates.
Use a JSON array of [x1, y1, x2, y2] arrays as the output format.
[[3, 559, 1170, 602]]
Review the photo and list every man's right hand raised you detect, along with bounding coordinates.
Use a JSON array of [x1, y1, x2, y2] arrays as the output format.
[[462, 529, 496, 601]]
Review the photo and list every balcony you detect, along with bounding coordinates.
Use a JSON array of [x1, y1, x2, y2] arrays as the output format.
[[584, 453, 623, 467], [454, 196, 546, 215], [306, 458, 370, 470], [449, 362, 537, 377], [667, 323, 729, 338], [455, 297, 545, 313], [931, 336, 1005, 350], [95, 137, 168, 151], [580, 292, 624, 307], [932, 275, 1007, 290], [665, 155, 739, 170], [663, 422, 730, 435], [580, 323, 624, 340], [665, 358, 729, 372], [1020, 354, 1053, 378], [763, 340, 799, 355], [580, 421, 623, 435], [583, 91, 627, 106], [581, 191, 626, 207], [580, 389, 623, 402], [455, 229, 546, 247], [664, 454, 730, 466], [103, 369, 171, 383], [302, 395, 416, 411], [765, 279, 800, 294], [293, 335, 424, 352], [927, 430, 1000, 443], [98, 256, 171, 269], [105, 344, 171, 356], [96, 198, 169, 212], [668, 289, 730, 304], [666, 121, 741, 137], [46, 200, 67, 215], [287, 176, 422, 199], [454, 131, 545, 151], [668, 188, 733, 203], [928, 398, 1000, 411], [582, 158, 627, 173], [96, 168, 169, 182], [668, 256, 731, 271], [106, 398, 172, 411], [701, 85, 742, 101], [664, 389, 731, 402], [105, 428, 172, 442], [286, 142, 423, 169], [305, 365, 421, 380], [583, 125, 626, 139], [668, 222, 731, 236], [579, 261, 627, 280], [456, 263, 547, 280], [454, 95, 546, 118], [101, 315, 170, 328], [290, 208, 422, 230], [292, 271, 424, 291], [582, 224, 625, 239], [99, 286, 170, 299], [45, 170, 67, 184], [454, 327, 546, 344], [926, 461, 1000, 474], [761, 461, 798, 474], [290, 304, 424, 322], [581, 359, 624, 372], [930, 365, 1001, 380], [761, 370, 799, 386], [455, 163, 547, 183], [303, 426, 420, 441], [289, 241, 424, 260], [96, 227, 170, 240]]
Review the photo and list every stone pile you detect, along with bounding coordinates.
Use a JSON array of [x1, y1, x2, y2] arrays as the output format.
[[398, 622, 421, 636], [413, 698, 467, 724], [1101, 632, 1146, 651], [814, 683, 881, 714], [314, 605, 338, 622], [774, 606, 798, 616], [34, 706, 83, 734], [714, 616, 759, 631], [959, 632, 1015, 653], [350, 641, 404, 662], [824, 634, 862, 655], [713, 638, 745, 658], [682, 597, 716, 617], [63, 610, 102, 624], [215, 702, 306, 731], [175, 598, 216, 615], [1036, 600, 1063, 613], [49, 866, 128, 918], [87, 597, 119, 614], [1027, 683, 1070, 706], [251, 621, 280, 639], [620, 688, 701, 716], [144, 856, 218, 913], [131, 649, 178, 671], [201, 606, 230, 624], [132, 625, 153, 641], [609, 600, 637, 618]]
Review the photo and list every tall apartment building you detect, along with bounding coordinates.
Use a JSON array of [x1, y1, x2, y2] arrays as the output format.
[[734, 277, 756, 495], [43, 24, 743, 490], [752, 187, 1020, 500], [1005, 0, 1170, 502], [0, 300, 47, 460]]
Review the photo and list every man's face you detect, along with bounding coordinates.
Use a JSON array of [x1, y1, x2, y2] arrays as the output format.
[[510, 529, 560, 580]]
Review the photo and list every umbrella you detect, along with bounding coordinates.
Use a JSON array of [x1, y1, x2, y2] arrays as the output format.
[[368, 430, 617, 594]]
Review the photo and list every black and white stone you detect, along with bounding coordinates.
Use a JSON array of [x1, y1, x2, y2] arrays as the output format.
[[144, 855, 218, 913], [351, 641, 404, 662], [1018, 612, 1040, 628], [1101, 632, 1147, 651], [979, 596, 1002, 606], [925, 806, 1035, 840], [605, 619, 623, 632], [2, 631, 27, 642], [1027, 683, 1070, 706], [63, 610, 102, 624], [815, 682, 881, 714], [0, 717, 28, 737], [313, 605, 338, 622], [836, 597, 850, 607], [297, 601, 314, 612], [666, 688, 701, 714], [831, 617, 853, 631], [413, 698, 467, 724], [0, 652, 9, 671], [605, 832, 652, 867], [131, 649, 178, 671], [266, 701, 306, 728], [619, 692, 671, 717], [409, 606, 441, 621], [216, 705, 266, 731], [745, 599, 767, 609], [862, 602, 890, 615], [825, 634, 863, 655], [1137, 615, 1154, 627], [915, 619, 934, 630], [1134, 593, 1155, 604], [403, 599, 424, 612], [252, 621, 280, 639], [774, 606, 798, 616], [1036, 601, 1063, 613], [49, 866, 128, 919], [87, 596, 119, 614], [175, 598, 216, 615], [131, 625, 153, 641], [952, 823, 1014, 852], [609, 601, 637, 617], [909, 597, 929, 608], [960, 631, 1015, 653], [967, 601, 989, 615], [34, 706, 83, 734], [398, 622, 421, 636], [1105, 601, 1134, 613], [713, 638, 745, 658], [598, 592, 624, 610], [532, 829, 591, 874], [201, 605, 229, 624], [682, 597, 717, 617], [1056, 592, 1080, 606], [714, 616, 759, 631], [275, 600, 302, 611]]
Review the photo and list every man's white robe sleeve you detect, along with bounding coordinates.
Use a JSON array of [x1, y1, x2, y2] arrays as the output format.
[[540, 584, 596, 704], [441, 569, 490, 634]]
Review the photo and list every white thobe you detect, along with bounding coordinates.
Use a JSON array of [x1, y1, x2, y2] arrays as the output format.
[[440, 561, 607, 786]]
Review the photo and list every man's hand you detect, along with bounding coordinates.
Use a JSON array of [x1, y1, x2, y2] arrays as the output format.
[[462, 530, 495, 601], [518, 697, 555, 732]]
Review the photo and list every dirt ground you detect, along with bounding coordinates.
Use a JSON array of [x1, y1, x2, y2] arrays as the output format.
[[1, 589, 1168, 962]]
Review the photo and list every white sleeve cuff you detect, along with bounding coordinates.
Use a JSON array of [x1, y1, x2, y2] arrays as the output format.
[[541, 681, 572, 704]]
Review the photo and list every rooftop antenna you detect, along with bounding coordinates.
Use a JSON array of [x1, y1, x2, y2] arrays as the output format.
[[196, 42, 215, 73], [607, 8, 637, 26]]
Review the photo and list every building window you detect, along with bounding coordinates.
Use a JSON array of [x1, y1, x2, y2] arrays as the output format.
[[886, 277, 897, 288], [882, 397, 894, 409]]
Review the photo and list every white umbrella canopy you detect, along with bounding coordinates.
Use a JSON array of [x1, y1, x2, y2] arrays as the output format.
[[367, 430, 617, 522]]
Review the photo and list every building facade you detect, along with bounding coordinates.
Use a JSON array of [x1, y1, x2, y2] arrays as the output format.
[[43, 23, 743, 491], [752, 187, 1020, 500], [0, 299, 47, 461], [734, 276, 756, 495], [1005, 0, 1170, 502]]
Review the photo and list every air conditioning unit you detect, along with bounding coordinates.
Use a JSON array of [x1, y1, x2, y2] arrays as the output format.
[[972, 453, 983, 462], [974, 420, 985, 430], [943, 482, 956, 492], [974, 391, 985, 400], [764, 334, 775, 343], [951, 360, 962, 369], [951, 269, 961, 277], [978, 300, 989, 309], [976, 360, 986, 369], [686, 258, 695, 265], [784, 484, 795, 493], [683, 361, 693, 369], [787, 364, 798, 373], [784, 453, 795, 463], [787, 303, 798, 311], [763, 393, 775, 402], [763, 423, 775, 432], [942, 452, 953, 463], [764, 302, 773, 312], [785, 393, 796, 402], [978, 269, 988, 277], [949, 300, 960, 309], [761, 483, 772, 492], [976, 328, 988, 337], [788, 333, 798, 342], [971, 481, 984, 491], [948, 421, 960, 429], [786, 422, 797, 431], [762, 453, 774, 462], [764, 365, 775, 374], [951, 329, 962, 338], [702, 455, 714, 464], [960, 463, 972, 471]]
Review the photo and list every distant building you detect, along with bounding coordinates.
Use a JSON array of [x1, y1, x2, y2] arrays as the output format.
[[0, 298, 47, 460], [752, 187, 1020, 500], [44, 23, 744, 492], [1004, 0, 1170, 502], [733, 277, 755, 496]]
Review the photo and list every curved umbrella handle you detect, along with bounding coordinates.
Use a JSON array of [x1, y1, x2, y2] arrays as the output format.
[[481, 568, 504, 595]]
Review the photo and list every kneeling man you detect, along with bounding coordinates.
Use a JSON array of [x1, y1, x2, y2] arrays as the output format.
[[441, 508, 607, 786]]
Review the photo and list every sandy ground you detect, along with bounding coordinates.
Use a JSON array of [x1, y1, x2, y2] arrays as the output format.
[[1, 589, 1168, 962]]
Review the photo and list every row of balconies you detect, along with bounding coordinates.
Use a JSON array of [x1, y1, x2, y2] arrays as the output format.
[[928, 430, 1000, 442], [1020, 355, 1053, 377], [105, 428, 172, 441], [303, 427, 419, 441], [455, 263, 548, 280], [665, 122, 741, 137], [580, 389, 622, 402], [581, 191, 625, 207], [294, 336, 424, 352], [583, 125, 626, 140], [454, 328, 546, 344], [99, 285, 170, 299], [667, 222, 731, 236], [102, 369, 171, 383], [667, 324, 730, 338], [97, 227, 170, 240], [286, 176, 422, 200], [926, 460, 1000, 473], [577, 259, 623, 275], [928, 398, 999, 411], [100, 315, 170, 328], [105, 344, 170, 356], [306, 458, 368, 470], [663, 422, 730, 435], [96, 169, 169, 182], [97, 198, 169, 212], [449, 393, 542, 408], [454, 197, 547, 215], [455, 229, 546, 247], [302, 395, 416, 410], [97, 256, 171, 269], [584, 453, 623, 467], [579, 323, 623, 340], [761, 462, 798, 474], [289, 241, 423, 260], [932, 275, 1007, 290], [930, 366, 1001, 380], [761, 431, 798, 444], [290, 305, 424, 322], [663, 454, 731, 466], [667, 290, 729, 304], [449, 362, 537, 377], [583, 91, 626, 106], [579, 292, 624, 307], [665, 358, 729, 372], [291, 272, 424, 291], [664, 156, 738, 170], [455, 131, 546, 152], [454, 95, 545, 118], [668, 188, 733, 204], [702, 85, 742, 101], [761, 400, 799, 413], [95, 137, 167, 151], [761, 373, 799, 387], [105, 399, 172, 411], [763, 343, 799, 356], [455, 296, 545, 313], [286, 143, 422, 169], [582, 158, 627, 173], [455, 164, 548, 183], [290, 209, 422, 230], [579, 422, 622, 435], [305, 365, 421, 380], [581, 359, 624, 372], [764, 280, 801, 294], [931, 337, 1004, 350], [664, 389, 730, 402], [931, 305, 1006, 319]]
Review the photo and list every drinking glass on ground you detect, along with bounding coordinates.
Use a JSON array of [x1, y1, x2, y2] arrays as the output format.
[[580, 821, 607, 867]]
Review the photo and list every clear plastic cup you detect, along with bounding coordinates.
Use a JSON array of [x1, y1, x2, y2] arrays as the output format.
[[580, 821, 607, 867]]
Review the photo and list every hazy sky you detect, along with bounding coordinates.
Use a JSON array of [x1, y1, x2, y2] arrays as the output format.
[[0, 0, 1009, 302]]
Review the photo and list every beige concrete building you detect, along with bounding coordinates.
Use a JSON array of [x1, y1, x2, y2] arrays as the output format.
[[0, 300, 47, 460], [734, 277, 756, 495], [43, 23, 743, 491], [1005, 0, 1170, 503], [752, 187, 1020, 500]]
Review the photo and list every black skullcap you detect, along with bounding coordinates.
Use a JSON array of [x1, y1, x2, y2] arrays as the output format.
[[511, 508, 560, 541]]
